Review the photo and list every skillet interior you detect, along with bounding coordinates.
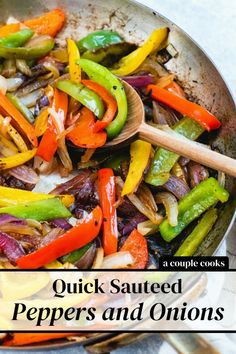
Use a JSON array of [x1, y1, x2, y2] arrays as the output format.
[[0, 0, 235, 349]]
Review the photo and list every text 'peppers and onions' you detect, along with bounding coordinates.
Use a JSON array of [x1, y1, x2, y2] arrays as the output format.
[[0, 10, 229, 276]]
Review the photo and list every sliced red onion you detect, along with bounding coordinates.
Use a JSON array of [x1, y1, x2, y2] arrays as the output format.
[[164, 175, 190, 200], [16, 77, 52, 97], [152, 101, 179, 126], [50, 218, 72, 230], [178, 156, 190, 166], [0, 213, 23, 226], [6, 77, 24, 92], [122, 213, 147, 236], [74, 242, 96, 269], [120, 74, 154, 88], [188, 162, 209, 188], [8, 165, 39, 184], [39, 228, 64, 248], [19, 88, 44, 108], [39, 95, 50, 108], [0, 231, 25, 264], [50, 170, 92, 195]]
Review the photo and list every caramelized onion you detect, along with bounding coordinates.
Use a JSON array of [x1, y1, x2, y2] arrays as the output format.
[[102, 251, 134, 269], [155, 192, 178, 227]]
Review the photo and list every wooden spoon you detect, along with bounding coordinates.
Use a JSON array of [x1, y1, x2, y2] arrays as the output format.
[[105, 81, 236, 178]]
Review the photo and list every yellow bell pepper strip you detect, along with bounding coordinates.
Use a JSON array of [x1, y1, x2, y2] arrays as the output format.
[[174, 208, 218, 256], [34, 107, 50, 137], [0, 198, 71, 222], [79, 59, 127, 139], [34, 86, 53, 137], [17, 205, 102, 269], [111, 27, 169, 76], [0, 133, 18, 156], [160, 177, 229, 242], [0, 91, 38, 147], [6, 123, 28, 152], [67, 38, 81, 82], [0, 148, 36, 170], [0, 186, 74, 207], [122, 140, 151, 196]]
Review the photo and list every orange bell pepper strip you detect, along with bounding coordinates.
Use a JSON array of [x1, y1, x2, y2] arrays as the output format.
[[0, 23, 20, 38], [120, 228, 148, 269], [81, 79, 117, 132], [0, 92, 37, 147], [146, 84, 221, 131], [4, 333, 77, 346], [98, 168, 118, 256], [36, 88, 68, 161], [66, 107, 107, 148], [23, 8, 65, 37], [164, 81, 186, 98], [17, 205, 103, 269]]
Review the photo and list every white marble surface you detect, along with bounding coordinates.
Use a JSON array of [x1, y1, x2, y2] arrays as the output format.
[[137, 0, 236, 99], [2, 1, 235, 353]]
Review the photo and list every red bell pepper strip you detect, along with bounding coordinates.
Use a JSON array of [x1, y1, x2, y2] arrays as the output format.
[[146, 84, 221, 131], [36, 88, 68, 161], [0, 92, 37, 147], [66, 107, 107, 148], [120, 228, 148, 269], [17, 205, 103, 269], [81, 79, 117, 132], [98, 168, 118, 256]]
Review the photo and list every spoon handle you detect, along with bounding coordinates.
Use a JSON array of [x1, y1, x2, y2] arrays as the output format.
[[139, 123, 236, 177]]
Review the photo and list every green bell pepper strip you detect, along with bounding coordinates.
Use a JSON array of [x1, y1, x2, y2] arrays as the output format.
[[159, 177, 229, 242], [0, 29, 34, 48], [6, 93, 34, 124], [61, 243, 91, 264], [56, 79, 104, 119], [77, 30, 123, 53], [0, 36, 55, 59], [174, 208, 218, 256], [0, 198, 71, 221], [79, 58, 127, 139], [145, 117, 205, 186]]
